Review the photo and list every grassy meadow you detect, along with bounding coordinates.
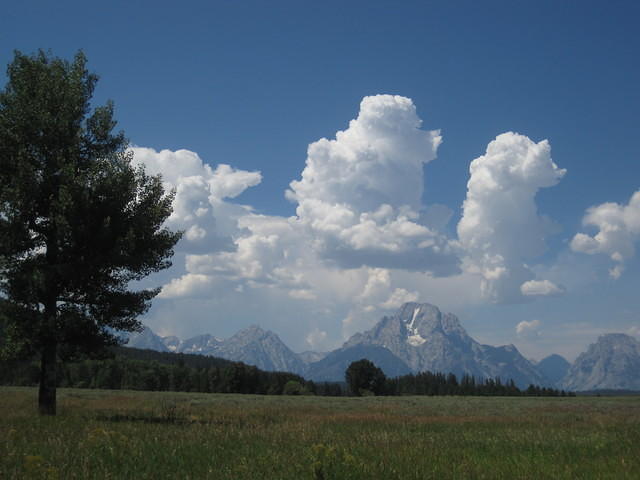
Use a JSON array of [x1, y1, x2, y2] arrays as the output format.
[[1, 387, 638, 479]]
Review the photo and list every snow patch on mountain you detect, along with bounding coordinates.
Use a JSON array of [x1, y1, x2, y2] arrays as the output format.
[[406, 307, 427, 346]]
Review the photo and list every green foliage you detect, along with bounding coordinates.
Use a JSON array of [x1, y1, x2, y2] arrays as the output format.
[[0, 50, 181, 413], [345, 359, 387, 396], [0, 347, 315, 396], [386, 372, 570, 397], [283, 380, 309, 396]]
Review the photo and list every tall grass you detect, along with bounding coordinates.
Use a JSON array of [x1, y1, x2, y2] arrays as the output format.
[[2, 387, 638, 478]]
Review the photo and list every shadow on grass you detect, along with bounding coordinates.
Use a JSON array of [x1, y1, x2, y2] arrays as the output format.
[[95, 413, 193, 425], [94, 412, 273, 427]]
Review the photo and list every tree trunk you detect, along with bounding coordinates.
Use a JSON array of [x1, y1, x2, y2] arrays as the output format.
[[38, 340, 57, 415]]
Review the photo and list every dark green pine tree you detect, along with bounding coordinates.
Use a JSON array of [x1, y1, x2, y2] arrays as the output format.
[[0, 50, 182, 415]]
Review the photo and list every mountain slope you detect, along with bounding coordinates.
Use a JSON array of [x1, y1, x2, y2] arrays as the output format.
[[126, 325, 307, 375], [174, 326, 306, 375], [126, 327, 169, 352], [306, 345, 411, 382], [211, 325, 307, 374], [344, 302, 548, 388], [561, 334, 640, 391], [536, 354, 571, 387]]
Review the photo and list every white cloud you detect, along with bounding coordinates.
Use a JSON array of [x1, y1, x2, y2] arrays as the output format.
[[287, 95, 441, 212], [132, 147, 261, 201], [208, 164, 263, 199], [629, 326, 640, 338], [131, 97, 583, 353], [570, 190, 640, 278], [520, 279, 565, 297], [152, 95, 463, 347], [158, 273, 214, 299], [130, 147, 261, 252], [457, 132, 566, 303], [284, 94, 458, 274], [380, 288, 419, 310], [306, 328, 328, 349], [185, 225, 207, 242], [516, 319, 541, 338]]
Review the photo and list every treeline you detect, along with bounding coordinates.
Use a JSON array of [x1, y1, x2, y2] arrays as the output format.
[[0, 349, 572, 397], [0, 347, 317, 396], [345, 359, 572, 397], [386, 371, 572, 397]]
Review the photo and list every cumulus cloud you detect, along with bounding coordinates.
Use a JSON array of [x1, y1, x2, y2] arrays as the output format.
[[158, 273, 214, 299], [520, 279, 565, 297], [516, 319, 541, 338], [131, 147, 261, 250], [570, 190, 640, 278], [306, 328, 328, 349], [131, 147, 262, 297], [132, 147, 261, 201], [457, 132, 566, 303], [285, 94, 458, 274], [287, 95, 440, 212], [629, 326, 640, 338], [168, 95, 459, 341], [131, 98, 576, 351], [380, 288, 419, 309]]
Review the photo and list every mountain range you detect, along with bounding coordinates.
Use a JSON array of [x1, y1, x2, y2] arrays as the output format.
[[126, 302, 640, 391]]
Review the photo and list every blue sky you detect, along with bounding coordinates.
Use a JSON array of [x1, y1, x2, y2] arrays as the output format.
[[3, 1, 640, 360]]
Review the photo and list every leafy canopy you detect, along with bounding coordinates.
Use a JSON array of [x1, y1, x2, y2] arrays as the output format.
[[345, 359, 387, 396], [0, 50, 182, 361]]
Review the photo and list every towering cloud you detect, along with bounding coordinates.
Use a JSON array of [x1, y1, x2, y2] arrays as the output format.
[[570, 190, 640, 278], [287, 95, 440, 212], [457, 132, 566, 303], [285, 94, 457, 274]]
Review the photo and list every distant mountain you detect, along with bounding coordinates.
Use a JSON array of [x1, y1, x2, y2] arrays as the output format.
[[343, 302, 549, 388], [126, 325, 307, 375], [178, 334, 223, 355], [128, 302, 612, 388], [126, 326, 169, 352], [306, 345, 411, 382], [298, 351, 329, 364], [208, 325, 307, 374], [561, 334, 640, 391], [536, 354, 571, 387], [162, 336, 181, 352]]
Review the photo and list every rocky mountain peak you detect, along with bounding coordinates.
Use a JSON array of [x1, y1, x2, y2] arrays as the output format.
[[561, 333, 640, 391], [126, 326, 169, 352], [238, 324, 265, 334], [229, 325, 274, 344], [398, 302, 467, 346], [596, 333, 639, 348], [343, 302, 546, 388], [179, 334, 223, 354]]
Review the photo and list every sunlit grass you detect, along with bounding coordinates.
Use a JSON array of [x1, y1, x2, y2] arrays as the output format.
[[2, 387, 638, 478]]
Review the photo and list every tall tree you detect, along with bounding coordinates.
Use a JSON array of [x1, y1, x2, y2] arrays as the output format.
[[0, 50, 181, 414], [345, 359, 387, 396]]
